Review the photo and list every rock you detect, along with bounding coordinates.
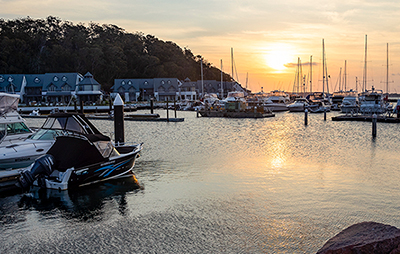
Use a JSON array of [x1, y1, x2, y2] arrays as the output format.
[[317, 221, 400, 254]]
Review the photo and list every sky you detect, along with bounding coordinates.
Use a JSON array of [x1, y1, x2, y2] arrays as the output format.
[[1, 0, 400, 93]]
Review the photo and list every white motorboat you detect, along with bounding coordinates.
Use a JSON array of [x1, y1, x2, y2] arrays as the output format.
[[308, 101, 331, 113], [359, 86, 386, 115], [0, 112, 106, 170], [0, 93, 35, 147], [263, 90, 290, 112], [287, 98, 309, 112], [340, 90, 359, 114]]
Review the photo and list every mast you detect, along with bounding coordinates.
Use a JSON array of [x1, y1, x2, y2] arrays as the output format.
[[201, 58, 204, 97], [344, 60, 347, 91], [246, 72, 248, 89], [221, 59, 224, 98], [363, 35, 367, 91], [338, 67, 342, 91], [322, 39, 325, 94], [310, 55, 313, 93], [231, 48, 234, 81], [386, 43, 389, 95]]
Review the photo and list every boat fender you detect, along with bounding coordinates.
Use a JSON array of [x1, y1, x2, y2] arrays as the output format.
[[16, 154, 55, 191]]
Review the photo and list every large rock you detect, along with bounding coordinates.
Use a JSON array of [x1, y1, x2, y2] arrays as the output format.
[[317, 222, 400, 254]]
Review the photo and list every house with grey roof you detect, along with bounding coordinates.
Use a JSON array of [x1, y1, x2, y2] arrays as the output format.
[[113, 78, 181, 102], [0, 72, 102, 105]]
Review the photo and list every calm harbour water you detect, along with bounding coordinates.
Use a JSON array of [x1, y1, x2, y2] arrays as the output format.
[[2, 110, 400, 253]]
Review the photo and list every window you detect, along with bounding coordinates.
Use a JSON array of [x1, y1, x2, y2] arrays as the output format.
[[48, 84, 56, 91], [62, 84, 71, 91], [128, 81, 132, 85], [62, 76, 68, 82], [34, 77, 41, 83], [7, 76, 13, 82], [6, 84, 16, 93], [118, 87, 125, 93], [121, 81, 126, 85], [0, 76, 4, 82], [53, 76, 59, 82], [6, 122, 32, 135]]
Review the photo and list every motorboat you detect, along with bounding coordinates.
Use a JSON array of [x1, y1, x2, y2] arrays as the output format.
[[222, 91, 247, 111], [1, 112, 143, 192], [308, 101, 331, 113], [263, 90, 290, 112], [359, 86, 386, 115], [0, 112, 105, 170], [340, 90, 359, 114], [287, 98, 309, 112], [0, 93, 35, 147], [16, 129, 142, 191], [331, 91, 346, 111]]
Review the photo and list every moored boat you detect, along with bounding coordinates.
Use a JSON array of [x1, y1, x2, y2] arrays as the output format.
[[0, 93, 35, 147]]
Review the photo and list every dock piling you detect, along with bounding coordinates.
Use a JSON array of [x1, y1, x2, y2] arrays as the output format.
[[324, 108, 327, 121], [305, 109, 308, 125], [372, 114, 377, 137], [114, 94, 125, 145], [150, 98, 154, 114], [166, 101, 169, 122], [174, 98, 177, 118]]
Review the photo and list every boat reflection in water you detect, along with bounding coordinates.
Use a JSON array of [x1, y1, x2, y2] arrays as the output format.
[[3, 177, 141, 223]]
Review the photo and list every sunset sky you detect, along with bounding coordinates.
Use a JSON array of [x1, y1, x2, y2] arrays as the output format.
[[2, 0, 400, 93]]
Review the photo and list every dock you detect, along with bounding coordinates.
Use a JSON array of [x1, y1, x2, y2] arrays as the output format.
[[332, 115, 400, 123], [198, 110, 275, 118]]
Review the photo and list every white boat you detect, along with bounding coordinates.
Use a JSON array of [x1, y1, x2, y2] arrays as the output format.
[[309, 101, 331, 113], [287, 98, 309, 112], [359, 86, 386, 115], [340, 90, 359, 114], [263, 90, 290, 112], [0, 112, 105, 170], [0, 93, 35, 147]]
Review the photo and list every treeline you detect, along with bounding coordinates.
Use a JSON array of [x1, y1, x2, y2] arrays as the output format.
[[0, 16, 232, 91]]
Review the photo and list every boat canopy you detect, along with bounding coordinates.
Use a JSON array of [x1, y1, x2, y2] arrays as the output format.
[[41, 112, 102, 135], [0, 93, 19, 116]]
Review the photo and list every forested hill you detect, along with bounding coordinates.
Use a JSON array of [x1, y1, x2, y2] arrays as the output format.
[[0, 16, 232, 91]]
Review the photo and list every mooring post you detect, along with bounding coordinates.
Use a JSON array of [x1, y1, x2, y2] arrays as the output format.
[[304, 109, 308, 125], [109, 96, 112, 115], [80, 99, 84, 114], [74, 100, 77, 112], [324, 107, 327, 121], [372, 113, 377, 138], [197, 109, 199, 118], [150, 98, 154, 114], [166, 101, 169, 122], [174, 98, 177, 118], [114, 94, 125, 145]]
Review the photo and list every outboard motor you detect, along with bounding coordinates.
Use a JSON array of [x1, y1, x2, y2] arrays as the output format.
[[16, 154, 55, 191]]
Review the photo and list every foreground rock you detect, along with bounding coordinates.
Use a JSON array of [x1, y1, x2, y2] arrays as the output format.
[[317, 222, 400, 254]]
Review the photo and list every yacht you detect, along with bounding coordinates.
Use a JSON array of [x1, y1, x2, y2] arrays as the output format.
[[359, 86, 385, 115], [287, 98, 309, 112], [0, 93, 34, 147], [331, 91, 346, 111], [263, 90, 290, 112], [340, 90, 359, 114]]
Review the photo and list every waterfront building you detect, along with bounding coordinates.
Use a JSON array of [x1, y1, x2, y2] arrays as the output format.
[[112, 78, 182, 102], [0, 72, 102, 105]]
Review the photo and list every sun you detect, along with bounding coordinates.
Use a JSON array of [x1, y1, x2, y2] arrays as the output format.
[[264, 44, 295, 72]]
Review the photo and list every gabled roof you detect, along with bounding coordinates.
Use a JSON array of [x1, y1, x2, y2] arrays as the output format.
[[79, 72, 100, 86], [0, 74, 25, 92]]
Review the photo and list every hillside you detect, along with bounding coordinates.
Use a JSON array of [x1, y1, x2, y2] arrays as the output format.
[[0, 16, 232, 91]]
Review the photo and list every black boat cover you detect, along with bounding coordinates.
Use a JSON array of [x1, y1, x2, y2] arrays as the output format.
[[47, 135, 107, 171]]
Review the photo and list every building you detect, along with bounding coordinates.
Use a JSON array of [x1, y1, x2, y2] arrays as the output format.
[[0, 72, 102, 105], [112, 78, 182, 102]]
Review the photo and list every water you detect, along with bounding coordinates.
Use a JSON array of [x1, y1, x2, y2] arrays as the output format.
[[2, 110, 400, 253]]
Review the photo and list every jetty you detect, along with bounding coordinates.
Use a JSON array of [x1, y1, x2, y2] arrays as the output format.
[[332, 114, 400, 123], [198, 109, 274, 118]]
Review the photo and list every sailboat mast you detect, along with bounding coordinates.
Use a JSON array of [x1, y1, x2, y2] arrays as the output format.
[[221, 59, 224, 98], [201, 58, 204, 98], [322, 39, 325, 94], [386, 43, 389, 95], [231, 48, 234, 82], [245, 72, 248, 90], [339, 67, 342, 91], [363, 34, 367, 91], [310, 55, 313, 93], [344, 60, 347, 91]]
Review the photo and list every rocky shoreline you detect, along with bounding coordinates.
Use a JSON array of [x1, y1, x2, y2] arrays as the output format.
[[317, 222, 400, 254]]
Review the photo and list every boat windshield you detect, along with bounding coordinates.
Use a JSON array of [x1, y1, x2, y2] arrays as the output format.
[[0, 124, 5, 142], [41, 115, 88, 134], [6, 122, 32, 135], [29, 129, 65, 140]]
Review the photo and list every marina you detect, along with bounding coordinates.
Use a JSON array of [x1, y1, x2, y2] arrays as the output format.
[[2, 109, 400, 253]]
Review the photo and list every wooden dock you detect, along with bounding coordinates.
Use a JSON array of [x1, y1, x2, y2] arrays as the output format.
[[198, 110, 275, 118], [332, 115, 400, 123]]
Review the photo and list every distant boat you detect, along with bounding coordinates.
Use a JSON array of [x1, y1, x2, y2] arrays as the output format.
[[359, 86, 386, 115], [0, 93, 35, 148], [340, 90, 359, 114], [263, 90, 290, 112], [287, 97, 309, 112]]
